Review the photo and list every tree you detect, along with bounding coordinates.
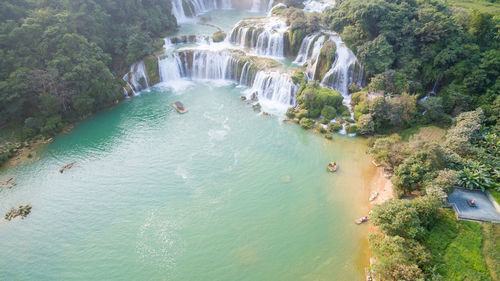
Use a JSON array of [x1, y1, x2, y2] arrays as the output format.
[[371, 199, 425, 239], [357, 114, 375, 135], [445, 108, 484, 156], [370, 233, 429, 281]]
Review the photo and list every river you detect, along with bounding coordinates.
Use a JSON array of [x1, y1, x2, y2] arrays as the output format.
[[0, 6, 374, 281]]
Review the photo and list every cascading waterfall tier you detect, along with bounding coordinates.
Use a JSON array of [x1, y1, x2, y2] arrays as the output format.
[[245, 71, 298, 112], [169, 35, 212, 45], [320, 33, 364, 106], [229, 17, 288, 58], [156, 48, 298, 113], [171, 0, 232, 22], [122, 61, 150, 96], [251, 0, 275, 12], [294, 33, 328, 80]]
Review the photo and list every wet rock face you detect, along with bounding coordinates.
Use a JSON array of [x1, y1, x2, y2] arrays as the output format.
[[5, 205, 32, 221]]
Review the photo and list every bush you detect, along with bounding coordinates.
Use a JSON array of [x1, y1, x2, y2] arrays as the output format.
[[296, 109, 309, 119], [357, 114, 375, 135], [321, 105, 337, 120], [286, 107, 296, 119], [328, 122, 343, 132], [346, 125, 357, 134], [316, 124, 326, 134], [371, 199, 425, 240], [299, 118, 314, 129]]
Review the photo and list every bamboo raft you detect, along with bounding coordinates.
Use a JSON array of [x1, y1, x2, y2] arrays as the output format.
[[171, 101, 187, 114]]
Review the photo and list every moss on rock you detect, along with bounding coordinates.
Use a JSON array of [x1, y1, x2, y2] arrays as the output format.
[[143, 56, 160, 86]]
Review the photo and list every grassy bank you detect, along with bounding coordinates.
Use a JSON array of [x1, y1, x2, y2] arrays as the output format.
[[448, 0, 500, 14], [423, 210, 499, 280]]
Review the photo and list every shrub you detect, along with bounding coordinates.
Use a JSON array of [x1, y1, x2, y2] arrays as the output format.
[[357, 114, 375, 135], [445, 109, 484, 156], [328, 122, 343, 132], [299, 118, 314, 129], [346, 125, 358, 134], [371, 199, 425, 240], [316, 124, 327, 134], [321, 105, 337, 120], [296, 109, 309, 119]]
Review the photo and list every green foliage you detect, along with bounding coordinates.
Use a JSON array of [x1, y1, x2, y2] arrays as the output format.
[[372, 199, 425, 240], [445, 108, 484, 157], [425, 169, 458, 201], [0, 0, 177, 141], [321, 105, 337, 120], [423, 210, 491, 280], [346, 124, 357, 134], [296, 84, 343, 119], [368, 134, 405, 168], [482, 223, 500, 280], [370, 233, 429, 281], [328, 122, 343, 132], [357, 114, 375, 135], [299, 118, 314, 129], [458, 160, 495, 191]]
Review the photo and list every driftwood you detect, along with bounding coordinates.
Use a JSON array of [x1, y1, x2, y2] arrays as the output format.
[[5, 205, 32, 221], [60, 162, 76, 173]]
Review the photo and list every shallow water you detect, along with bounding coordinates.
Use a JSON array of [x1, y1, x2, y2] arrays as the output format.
[[0, 83, 374, 280]]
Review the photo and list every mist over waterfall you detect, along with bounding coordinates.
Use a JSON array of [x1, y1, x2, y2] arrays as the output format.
[[321, 34, 363, 105], [123, 61, 149, 95], [251, 0, 275, 12], [229, 18, 288, 58]]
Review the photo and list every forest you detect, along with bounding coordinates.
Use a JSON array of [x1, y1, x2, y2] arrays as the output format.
[[0, 0, 177, 149]]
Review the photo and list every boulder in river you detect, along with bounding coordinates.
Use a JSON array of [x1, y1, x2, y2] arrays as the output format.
[[5, 205, 32, 221]]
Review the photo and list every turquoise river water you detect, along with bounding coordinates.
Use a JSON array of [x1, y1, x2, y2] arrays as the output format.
[[0, 9, 376, 281]]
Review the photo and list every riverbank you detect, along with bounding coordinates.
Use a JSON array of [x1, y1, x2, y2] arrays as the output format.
[[369, 165, 394, 206]]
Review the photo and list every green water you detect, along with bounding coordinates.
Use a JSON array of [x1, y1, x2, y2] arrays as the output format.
[[0, 83, 374, 280]]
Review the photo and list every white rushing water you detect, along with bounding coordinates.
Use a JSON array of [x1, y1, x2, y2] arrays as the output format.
[[245, 71, 298, 113], [303, 0, 335, 13], [229, 17, 288, 58], [251, 0, 275, 12], [171, 0, 232, 22], [123, 61, 150, 96], [294, 33, 327, 80], [321, 33, 363, 105]]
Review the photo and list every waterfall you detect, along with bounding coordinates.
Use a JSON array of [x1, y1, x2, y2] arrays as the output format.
[[229, 18, 288, 58], [170, 0, 232, 22], [123, 61, 150, 95], [179, 51, 239, 81], [251, 0, 262, 12], [251, 0, 274, 12], [294, 34, 327, 79], [159, 55, 183, 82], [245, 71, 298, 113], [321, 34, 363, 106], [170, 35, 212, 45], [155, 49, 297, 114]]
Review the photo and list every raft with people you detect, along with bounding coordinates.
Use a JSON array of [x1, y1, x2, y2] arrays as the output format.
[[355, 216, 369, 225], [172, 101, 187, 114], [327, 161, 338, 173]]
